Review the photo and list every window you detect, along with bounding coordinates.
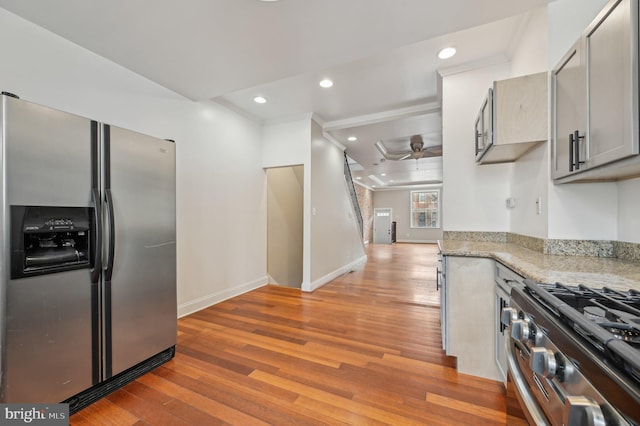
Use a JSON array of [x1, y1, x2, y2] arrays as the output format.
[[410, 190, 440, 228]]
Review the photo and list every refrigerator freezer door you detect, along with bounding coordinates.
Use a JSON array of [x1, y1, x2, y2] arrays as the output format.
[[1, 96, 95, 402], [105, 126, 176, 377], [4, 96, 93, 207]]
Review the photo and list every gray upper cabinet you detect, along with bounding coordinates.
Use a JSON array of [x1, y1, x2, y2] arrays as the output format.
[[476, 72, 548, 165], [551, 42, 585, 179], [552, 0, 640, 182]]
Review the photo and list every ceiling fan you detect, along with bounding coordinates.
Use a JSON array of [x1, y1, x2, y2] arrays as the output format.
[[375, 135, 442, 161]]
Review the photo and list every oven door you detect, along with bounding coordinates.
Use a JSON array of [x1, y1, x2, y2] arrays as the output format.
[[506, 338, 550, 425]]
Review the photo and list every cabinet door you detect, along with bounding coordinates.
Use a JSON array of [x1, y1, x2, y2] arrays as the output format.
[[493, 72, 548, 145], [474, 114, 483, 157], [495, 285, 509, 383], [474, 89, 492, 161], [551, 41, 585, 179], [446, 256, 500, 381], [586, 0, 639, 168], [438, 254, 448, 351], [482, 89, 492, 150]]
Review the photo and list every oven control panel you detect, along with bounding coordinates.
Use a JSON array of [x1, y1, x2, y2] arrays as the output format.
[[503, 306, 631, 426]]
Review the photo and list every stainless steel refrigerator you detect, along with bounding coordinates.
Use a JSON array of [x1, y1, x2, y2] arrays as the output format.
[[0, 93, 176, 412]]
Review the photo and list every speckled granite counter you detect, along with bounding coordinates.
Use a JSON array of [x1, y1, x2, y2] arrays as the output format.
[[438, 240, 640, 292]]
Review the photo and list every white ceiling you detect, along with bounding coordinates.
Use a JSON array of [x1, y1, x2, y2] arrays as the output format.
[[0, 0, 549, 189]]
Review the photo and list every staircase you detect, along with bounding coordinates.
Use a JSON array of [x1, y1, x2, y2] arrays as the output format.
[[343, 152, 364, 239]]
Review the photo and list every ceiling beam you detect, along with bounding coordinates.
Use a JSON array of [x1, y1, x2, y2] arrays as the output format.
[[322, 101, 441, 131]]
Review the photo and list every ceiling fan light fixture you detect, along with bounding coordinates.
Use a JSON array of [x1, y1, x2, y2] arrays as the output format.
[[319, 78, 334, 88], [438, 47, 457, 59], [253, 96, 267, 104]]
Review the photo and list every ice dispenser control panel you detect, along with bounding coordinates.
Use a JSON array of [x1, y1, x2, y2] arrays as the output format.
[[10, 206, 93, 279]]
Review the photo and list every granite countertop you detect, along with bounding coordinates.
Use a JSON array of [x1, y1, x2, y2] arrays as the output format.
[[438, 240, 640, 292]]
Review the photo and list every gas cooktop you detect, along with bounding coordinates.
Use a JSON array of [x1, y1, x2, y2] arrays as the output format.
[[525, 282, 640, 380]]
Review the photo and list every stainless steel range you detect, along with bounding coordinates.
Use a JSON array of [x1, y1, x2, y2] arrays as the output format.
[[503, 279, 640, 425]]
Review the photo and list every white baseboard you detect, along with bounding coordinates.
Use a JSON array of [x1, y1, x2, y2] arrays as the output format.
[[307, 254, 367, 292], [177, 275, 269, 318]]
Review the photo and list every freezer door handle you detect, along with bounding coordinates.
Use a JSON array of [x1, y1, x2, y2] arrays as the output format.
[[105, 188, 115, 282], [90, 188, 102, 283]]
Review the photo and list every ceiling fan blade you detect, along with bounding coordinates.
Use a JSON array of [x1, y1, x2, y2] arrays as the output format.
[[421, 145, 443, 157], [375, 141, 414, 161]]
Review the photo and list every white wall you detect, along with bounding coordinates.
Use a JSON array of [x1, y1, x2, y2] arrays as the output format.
[[0, 9, 268, 317], [443, 0, 628, 242], [262, 118, 312, 289], [509, 143, 549, 237], [310, 121, 366, 290], [618, 177, 640, 243], [509, 7, 549, 77], [507, 6, 549, 238], [442, 10, 550, 237], [263, 118, 365, 291], [441, 63, 512, 232], [373, 188, 444, 242], [262, 117, 311, 168]]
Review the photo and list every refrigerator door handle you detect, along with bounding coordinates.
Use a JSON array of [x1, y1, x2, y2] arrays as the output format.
[[90, 188, 102, 283], [105, 188, 115, 282]]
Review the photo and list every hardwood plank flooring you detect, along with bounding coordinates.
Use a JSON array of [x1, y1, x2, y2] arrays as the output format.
[[71, 243, 524, 425]]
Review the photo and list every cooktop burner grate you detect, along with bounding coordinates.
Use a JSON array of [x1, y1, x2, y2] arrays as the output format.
[[524, 281, 640, 373]]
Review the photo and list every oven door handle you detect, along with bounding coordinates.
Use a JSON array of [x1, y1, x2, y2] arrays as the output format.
[[506, 338, 550, 426]]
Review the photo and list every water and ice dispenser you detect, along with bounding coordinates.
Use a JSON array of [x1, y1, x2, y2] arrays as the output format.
[[10, 206, 92, 279]]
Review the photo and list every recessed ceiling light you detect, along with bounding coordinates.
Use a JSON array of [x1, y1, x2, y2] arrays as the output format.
[[319, 79, 334, 88], [347, 136, 358, 142], [438, 47, 457, 59], [381, 173, 387, 177], [356, 176, 362, 180], [254, 96, 267, 104]]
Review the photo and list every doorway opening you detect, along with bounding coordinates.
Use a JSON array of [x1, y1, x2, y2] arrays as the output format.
[[266, 165, 303, 288]]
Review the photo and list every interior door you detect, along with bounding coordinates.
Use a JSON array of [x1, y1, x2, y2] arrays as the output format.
[[373, 208, 392, 244], [106, 125, 176, 377]]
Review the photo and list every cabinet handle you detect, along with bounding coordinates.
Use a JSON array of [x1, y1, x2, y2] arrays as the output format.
[[569, 130, 585, 172], [499, 298, 508, 334], [569, 132, 575, 172], [436, 268, 441, 291], [574, 130, 585, 170]]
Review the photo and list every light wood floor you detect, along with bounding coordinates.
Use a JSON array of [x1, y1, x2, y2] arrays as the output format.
[[71, 243, 522, 425]]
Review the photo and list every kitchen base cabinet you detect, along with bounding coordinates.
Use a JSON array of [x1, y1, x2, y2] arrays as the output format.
[[443, 256, 501, 381], [437, 250, 447, 351], [494, 262, 524, 384]]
